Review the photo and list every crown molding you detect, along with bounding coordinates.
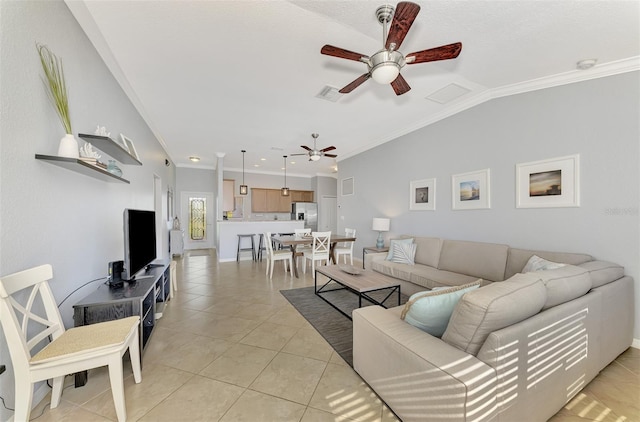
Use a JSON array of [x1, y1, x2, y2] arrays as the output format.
[[491, 56, 640, 99], [342, 57, 640, 162]]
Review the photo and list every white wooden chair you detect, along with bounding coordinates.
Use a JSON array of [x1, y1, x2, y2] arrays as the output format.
[[302, 231, 332, 275], [293, 228, 312, 267], [0, 264, 142, 422], [264, 232, 293, 279], [334, 228, 356, 265]]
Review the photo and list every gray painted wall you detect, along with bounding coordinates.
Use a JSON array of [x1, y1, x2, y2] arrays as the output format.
[[0, 1, 175, 415], [176, 167, 216, 194], [338, 72, 639, 339]]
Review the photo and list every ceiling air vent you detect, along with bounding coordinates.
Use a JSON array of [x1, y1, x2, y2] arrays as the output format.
[[315, 85, 341, 103], [426, 83, 471, 104]]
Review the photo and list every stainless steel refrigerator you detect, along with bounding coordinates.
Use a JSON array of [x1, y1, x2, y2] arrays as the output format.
[[291, 202, 317, 232]]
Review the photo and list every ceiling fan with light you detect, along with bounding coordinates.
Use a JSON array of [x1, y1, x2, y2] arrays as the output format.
[[320, 1, 462, 96], [291, 133, 337, 161]]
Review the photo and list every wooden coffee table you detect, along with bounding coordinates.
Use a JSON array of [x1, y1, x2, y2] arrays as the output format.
[[315, 265, 401, 320]]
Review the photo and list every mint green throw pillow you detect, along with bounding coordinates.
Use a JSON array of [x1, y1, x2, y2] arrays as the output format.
[[386, 238, 414, 260], [400, 280, 482, 337]]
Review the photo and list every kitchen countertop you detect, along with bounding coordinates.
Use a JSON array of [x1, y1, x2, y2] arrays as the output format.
[[218, 219, 296, 222]]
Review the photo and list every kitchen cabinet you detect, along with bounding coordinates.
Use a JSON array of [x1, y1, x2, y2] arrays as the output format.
[[290, 190, 314, 202], [251, 188, 314, 212], [223, 179, 235, 211], [267, 189, 290, 212], [251, 188, 267, 212]]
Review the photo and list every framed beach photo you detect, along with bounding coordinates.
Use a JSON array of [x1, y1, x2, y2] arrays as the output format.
[[120, 134, 139, 160], [516, 154, 580, 208], [409, 178, 436, 211], [452, 168, 490, 210]]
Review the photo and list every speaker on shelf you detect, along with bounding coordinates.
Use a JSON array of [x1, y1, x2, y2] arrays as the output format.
[[108, 260, 124, 287]]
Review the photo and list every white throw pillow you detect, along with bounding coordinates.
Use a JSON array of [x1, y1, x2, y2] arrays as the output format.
[[390, 242, 417, 265], [522, 255, 566, 272], [400, 280, 482, 337], [386, 238, 414, 260]]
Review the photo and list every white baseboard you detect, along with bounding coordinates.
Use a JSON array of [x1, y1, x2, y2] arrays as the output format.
[[632, 338, 640, 349]]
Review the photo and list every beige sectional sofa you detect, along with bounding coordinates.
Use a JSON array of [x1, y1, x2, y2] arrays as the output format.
[[355, 236, 634, 422]]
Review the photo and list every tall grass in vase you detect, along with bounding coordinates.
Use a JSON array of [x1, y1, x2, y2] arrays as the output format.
[[37, 43, 78, 158]]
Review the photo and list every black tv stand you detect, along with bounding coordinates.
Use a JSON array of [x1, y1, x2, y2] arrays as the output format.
[[73, 259, 171, 387]]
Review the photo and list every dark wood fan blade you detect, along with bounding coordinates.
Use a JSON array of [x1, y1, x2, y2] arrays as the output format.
[[406, 42, 462, 64], [385, 2, 420, 50], [321, 45, 368, 62], [391, 73, 411, 96], [320, 146, 336, 152], [339, 73, 371, 94], [324, 154, 338, 158], [300, 145, 312, 152]]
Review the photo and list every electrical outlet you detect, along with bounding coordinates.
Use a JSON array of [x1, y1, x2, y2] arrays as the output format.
[[0, 365, 5, 375]]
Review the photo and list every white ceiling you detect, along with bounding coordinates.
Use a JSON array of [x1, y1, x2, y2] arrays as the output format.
[[66, 0, 640, 177]]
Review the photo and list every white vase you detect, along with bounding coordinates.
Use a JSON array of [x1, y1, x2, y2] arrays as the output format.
[[58, 134, 79, 158]]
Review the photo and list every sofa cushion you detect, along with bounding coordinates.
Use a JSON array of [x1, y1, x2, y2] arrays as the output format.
[[578, 260, 624, 288], [522, 255, 566, 272], [390, 242, 417, 265], [533, 265, 592, 309], [442, 273, 546, 355], [412, 237, 443, 267], [408, 265, 480, 289], [505, 248, 593, 280], [401, 280, 481, 337], [372, 259, 415, 282], [438, 240, 509, 282], [386, 238, 414, 260]]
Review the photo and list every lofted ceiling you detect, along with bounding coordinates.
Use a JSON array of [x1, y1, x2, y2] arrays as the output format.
[[65, 0, 639, 177]]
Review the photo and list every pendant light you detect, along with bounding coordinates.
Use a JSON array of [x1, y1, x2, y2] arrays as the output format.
[[239, 150, 248, 195], [281, 155, 290, 196]]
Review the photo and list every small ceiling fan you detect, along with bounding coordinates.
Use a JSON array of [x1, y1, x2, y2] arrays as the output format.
[[291, 133, 337, 161], [320, 1, 462, 96]]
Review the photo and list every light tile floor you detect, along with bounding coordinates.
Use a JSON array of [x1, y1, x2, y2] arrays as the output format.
[[32, 249, 639, 421]]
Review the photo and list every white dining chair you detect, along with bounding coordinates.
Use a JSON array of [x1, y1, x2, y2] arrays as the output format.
[[302, 231, 332, 275], [293, 228, 312, 267], [264, 232, 293, 279], [334, 228, 356, 265], [0, 264, 142, 422]]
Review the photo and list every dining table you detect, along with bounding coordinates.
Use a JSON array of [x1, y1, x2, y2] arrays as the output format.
[[272, 233, 357, 278]]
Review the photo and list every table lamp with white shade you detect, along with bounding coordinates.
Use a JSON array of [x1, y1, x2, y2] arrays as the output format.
[[372, 218, 390, 249]]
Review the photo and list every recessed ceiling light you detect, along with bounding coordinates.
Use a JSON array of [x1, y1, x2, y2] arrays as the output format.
[[253, 164, 260, 167], [189, 156, 200, 162], [260, 158, 266, 161], [576, 59, 597, 70], [290, 161, 296, 165]]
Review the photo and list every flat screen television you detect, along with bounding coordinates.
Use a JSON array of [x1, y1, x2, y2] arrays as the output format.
[[123, 209, 157, 281]]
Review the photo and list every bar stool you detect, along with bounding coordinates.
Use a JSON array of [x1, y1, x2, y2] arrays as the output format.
[[256, 233, 267, 261], [237, 234, 256, 261]]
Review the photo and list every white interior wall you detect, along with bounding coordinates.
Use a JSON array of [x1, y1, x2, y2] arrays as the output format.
[[0, 2, 175, 416], [338, 72, 640, 339]]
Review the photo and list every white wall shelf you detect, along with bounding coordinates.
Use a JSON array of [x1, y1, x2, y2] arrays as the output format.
[[78, 133, 142, 165], [35, 154, 130, 184]]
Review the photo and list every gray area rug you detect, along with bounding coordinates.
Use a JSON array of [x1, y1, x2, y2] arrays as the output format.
[[280, 285, 408, 366]]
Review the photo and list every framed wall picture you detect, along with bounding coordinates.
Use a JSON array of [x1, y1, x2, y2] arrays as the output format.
[[452, 168, 491, 210], [516, 154, 580, 208], [409, 178, 436, 211], [341, 177, 354, 196], [120, 134, 139, 160]]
